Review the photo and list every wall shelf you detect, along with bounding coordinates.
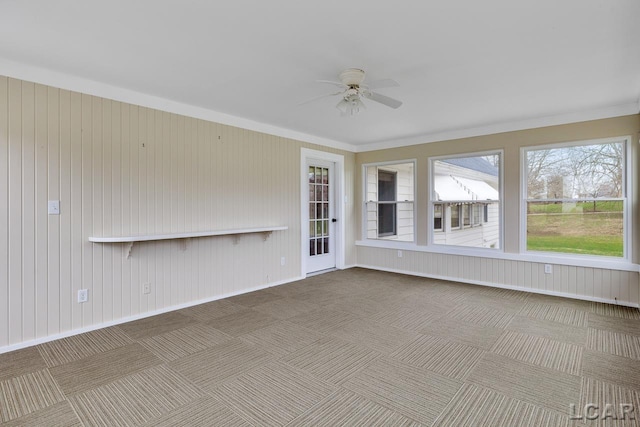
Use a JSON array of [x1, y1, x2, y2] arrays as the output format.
[[89, 226, 288, 258]]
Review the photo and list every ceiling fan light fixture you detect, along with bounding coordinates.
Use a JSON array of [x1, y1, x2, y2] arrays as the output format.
[[336, 94, 365, 116]]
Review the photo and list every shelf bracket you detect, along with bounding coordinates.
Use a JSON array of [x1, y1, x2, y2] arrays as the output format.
[[124, 241, 134, 259], [262, 231, 273, 241], [232, 235, 240, 245], [179, 238, 190, 251]]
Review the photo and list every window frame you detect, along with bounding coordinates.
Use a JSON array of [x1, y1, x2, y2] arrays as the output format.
[[362, 159, 417, 243], [520, 136, 632, 262], [428, 150, 504, 250], [377, 169, 398, 237]]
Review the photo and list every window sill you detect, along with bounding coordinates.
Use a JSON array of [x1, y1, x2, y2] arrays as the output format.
[[355, 240, 639, 272]]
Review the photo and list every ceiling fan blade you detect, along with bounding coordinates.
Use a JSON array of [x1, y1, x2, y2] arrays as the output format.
[[366, 78, 400, 90], [363, 91, 403, 109], [316, 80, 347, 88], [298, 91, 343, 106]]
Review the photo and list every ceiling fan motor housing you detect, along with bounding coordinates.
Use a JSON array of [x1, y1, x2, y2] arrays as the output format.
[[339, 68, 366, 87]]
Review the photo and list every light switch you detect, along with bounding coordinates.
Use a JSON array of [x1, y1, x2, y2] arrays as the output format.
[[48, 200, 60, 215]]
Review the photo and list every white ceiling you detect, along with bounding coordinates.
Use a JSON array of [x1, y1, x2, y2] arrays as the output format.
[[1, 0, 639, 152]]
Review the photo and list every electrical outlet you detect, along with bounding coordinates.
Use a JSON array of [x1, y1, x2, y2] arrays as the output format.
[[544, 264, 553, 274], [77, 289, 88, 303], [48, 200, 60, 215], [397, 250, 403, 258], [142, 283, 151, 294], [281, 256, 286, 266]]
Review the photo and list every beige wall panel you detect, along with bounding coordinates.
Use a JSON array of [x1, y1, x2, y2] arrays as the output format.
[[35, 84, 49, 338], [47, 87, 61, 335], [358, 246, 639, 305], [0, 76, 355, 350], [8, 78, 23, 344], [22, 81, 36, 341], [0, 77, 7, 346]]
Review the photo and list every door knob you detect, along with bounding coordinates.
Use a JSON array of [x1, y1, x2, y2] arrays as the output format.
[[331, 218, 337, 223]]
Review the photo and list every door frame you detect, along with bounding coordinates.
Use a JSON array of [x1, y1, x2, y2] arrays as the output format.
[[300, 148, 345, 276]]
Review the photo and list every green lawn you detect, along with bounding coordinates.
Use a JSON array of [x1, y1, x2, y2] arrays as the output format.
[[527, 210, 623, 257], [527, 235, 623, 257]]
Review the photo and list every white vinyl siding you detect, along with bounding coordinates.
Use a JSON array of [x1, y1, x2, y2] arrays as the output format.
[[365, 162, 415, 242]]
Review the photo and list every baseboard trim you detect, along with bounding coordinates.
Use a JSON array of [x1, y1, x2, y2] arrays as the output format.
[[0, 275, 304, 355], [357, 264, 640, 309]]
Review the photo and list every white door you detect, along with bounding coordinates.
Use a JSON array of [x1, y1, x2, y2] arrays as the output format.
[[305, 160, 336, 273]]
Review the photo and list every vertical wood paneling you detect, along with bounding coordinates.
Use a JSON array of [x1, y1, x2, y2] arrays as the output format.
[[59, 90, 72, 332], [102, 100, 113, 322], [35, 84, 49, 338], [357, 246, 639, 306], [8, 78, 23, 344], [120, 103, 131, 317], [22, 81, 36, 341], [111, 101, 122, 320], [92, 96, 103, 324], [0, 77, 8, 347], [70, 92, 82, 330], [81, 94, 93, 326], [47, 87, 61, 335]]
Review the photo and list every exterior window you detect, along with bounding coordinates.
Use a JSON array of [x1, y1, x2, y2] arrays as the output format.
[[378, 171, 397, 236], [365, 161, 415, 241], [431, 152, 501, 248], [524, 139, 627, 258], [450, 204, 460, 229], [473, 204, 483, 226], [463, 204, 471, 227], [434, 204, 443, 230]]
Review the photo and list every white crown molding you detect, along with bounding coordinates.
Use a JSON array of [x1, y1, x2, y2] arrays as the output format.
[[355, 102, 640, 152], [0, 58, 357, 153]]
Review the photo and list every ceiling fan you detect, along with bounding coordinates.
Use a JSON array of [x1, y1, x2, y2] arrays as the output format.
[[302, 68, 403, 116]]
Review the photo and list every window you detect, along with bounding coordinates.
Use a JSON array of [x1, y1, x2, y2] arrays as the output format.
[[431, 152, 501, 248], [450, 204, 460, 229], [523, 138, 627, 258], [473, 204, 482, 226], [434, 204, 443, 230], [364, 161, 415, 241], [377, 171, 397, 236], [463, 204, 471, 227]]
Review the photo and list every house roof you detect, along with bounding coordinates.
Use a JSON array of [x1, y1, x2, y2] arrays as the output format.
[[0, 1, 638, 152], [442, 157, 499, 177], [434, 175, 499, 202]]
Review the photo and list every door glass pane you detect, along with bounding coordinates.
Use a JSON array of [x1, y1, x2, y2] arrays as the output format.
[[308, 164, 331, 259]]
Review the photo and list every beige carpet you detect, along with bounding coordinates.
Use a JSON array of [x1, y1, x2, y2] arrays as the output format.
[[1, 268, 639, 426]]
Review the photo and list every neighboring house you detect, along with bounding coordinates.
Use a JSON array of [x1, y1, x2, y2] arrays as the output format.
[[366, 162, 414, 241], [433, 157, 500, 248]]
